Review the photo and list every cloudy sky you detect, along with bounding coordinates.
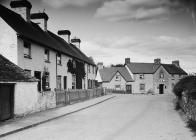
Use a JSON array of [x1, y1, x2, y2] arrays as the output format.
[[1, 0, 196, 73]]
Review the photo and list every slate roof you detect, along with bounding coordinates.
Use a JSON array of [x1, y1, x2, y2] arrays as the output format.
[[0, 4, 95, 66], [99, 67, 133, 82], [126, 63, 160, 74], [162, 64, 187, 75], [0, 54, 36, 82], [126, 63, 187, 75]]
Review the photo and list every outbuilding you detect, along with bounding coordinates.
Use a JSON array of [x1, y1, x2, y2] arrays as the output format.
[[0, 54, 37, 121]]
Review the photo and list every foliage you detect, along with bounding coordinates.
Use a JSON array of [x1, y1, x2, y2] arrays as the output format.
[[187, 119, 196, 136], [173, 76, 196, 98], [67, 59, 86, 79]]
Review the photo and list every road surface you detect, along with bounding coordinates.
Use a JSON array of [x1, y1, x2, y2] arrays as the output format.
[[1, 94, 195, 140]]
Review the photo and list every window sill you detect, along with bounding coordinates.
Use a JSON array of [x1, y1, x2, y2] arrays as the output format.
[[57, 63, 62, 66], [24, 55, 32, 59]]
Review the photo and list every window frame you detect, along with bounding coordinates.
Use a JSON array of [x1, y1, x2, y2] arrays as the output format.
[[72, 74, 76, 89], [44, 49, 50, 62], [140, 83, 145, 91], [57, 75, 62, 89], [23, 41, 31, 58], [57, 53, 62, 65]]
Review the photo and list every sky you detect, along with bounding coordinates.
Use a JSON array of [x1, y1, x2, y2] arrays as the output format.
[[1, 0, 196, 73]]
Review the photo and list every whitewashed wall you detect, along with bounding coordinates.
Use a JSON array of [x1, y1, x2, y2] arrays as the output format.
[[14, 82, 39, 115], [17, 38, 74, 90], [14, 82, 56, 116], [0, 18, 17, 64]]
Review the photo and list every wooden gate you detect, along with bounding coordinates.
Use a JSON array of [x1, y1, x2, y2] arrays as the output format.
[[0, 84, 14, 121]]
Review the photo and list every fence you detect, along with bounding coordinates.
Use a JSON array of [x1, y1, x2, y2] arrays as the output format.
[[55, 88, 105, 107], [105, 88, 131, 94]]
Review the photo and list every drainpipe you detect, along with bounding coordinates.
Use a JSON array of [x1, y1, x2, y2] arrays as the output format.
[[56, 53, 58, 89]]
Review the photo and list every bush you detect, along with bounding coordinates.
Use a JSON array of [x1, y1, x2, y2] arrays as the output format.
[[173, 76, 196, 98], [187, 119, 196, 135]]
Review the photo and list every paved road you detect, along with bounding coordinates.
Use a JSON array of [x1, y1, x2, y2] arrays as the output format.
[[1, 94, 195, 140]]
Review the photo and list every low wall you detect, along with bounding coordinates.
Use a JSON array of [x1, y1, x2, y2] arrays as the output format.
[[14, 82, 56, 117]]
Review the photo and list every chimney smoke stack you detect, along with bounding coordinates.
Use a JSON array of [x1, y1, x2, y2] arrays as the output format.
[[30, 12, 49, 31], [10, 0, 32, 22], [71, 37, 81, 49], [58, 30, 71, 43]]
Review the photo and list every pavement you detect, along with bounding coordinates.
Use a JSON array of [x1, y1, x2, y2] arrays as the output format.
[[0, 94, 115, 138]]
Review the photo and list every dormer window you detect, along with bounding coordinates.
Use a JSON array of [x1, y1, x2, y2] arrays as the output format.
[[24, 41, 31, 58], [115, 73, 121, 81], [139, 74, 144, 79]]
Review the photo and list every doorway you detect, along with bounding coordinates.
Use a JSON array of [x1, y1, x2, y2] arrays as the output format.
[[64, 76, 67, 90], [126, 85, 132, 94], [34, 71, 41, 92], [159, 84, 164, 94], [0, 84, 14, 121]]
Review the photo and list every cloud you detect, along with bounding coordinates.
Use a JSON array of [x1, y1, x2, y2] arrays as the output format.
[[94, 0, 183, 21], [81, 35, 196, 72], [41, 0, 100, 8]]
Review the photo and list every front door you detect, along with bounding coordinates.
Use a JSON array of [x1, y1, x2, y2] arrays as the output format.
[[126, 85, 132, 94], [0, 84, 14, 121], [34, 71, 41, 92], [159, 84, 164, 94], [64, 76, 67, 90]]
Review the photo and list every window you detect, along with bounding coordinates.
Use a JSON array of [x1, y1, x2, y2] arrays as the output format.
[[92, 66, 95, 74], [42, 72, 50, 91], [57, 75, 61, 89], [24, 41, 31, 58], [57, 53, 61, 65], [73, 60, 76, 68], [160, 72, 164, 78], [44, 49, 50, 62], [115, 85, 121, 89], [88, 65, 90, 73], [139, 74, 144, 79], [72, 74, 76, 89], [115, 73, 121, 81], [24, 69, 31, 76], [140, 84, 145, 90]]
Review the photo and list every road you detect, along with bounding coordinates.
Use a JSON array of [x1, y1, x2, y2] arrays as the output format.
[[1, 94, 195, 140]]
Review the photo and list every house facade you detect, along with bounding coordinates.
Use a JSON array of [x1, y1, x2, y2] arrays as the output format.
[[0, 1, 96, 93], [97, 66, 133, 93], [97, 58, 187, 94]]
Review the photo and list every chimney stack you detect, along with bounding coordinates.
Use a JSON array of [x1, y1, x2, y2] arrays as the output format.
[[125, 58, 130, 64], [71, 37, 81, 49], [10, 0, 32, 22], [172, 60, 180, 67], [97, 62, 104, 70], [30, 12, 49, 31], [58, 30, 71, 43], [154, 58, 161, 65]]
